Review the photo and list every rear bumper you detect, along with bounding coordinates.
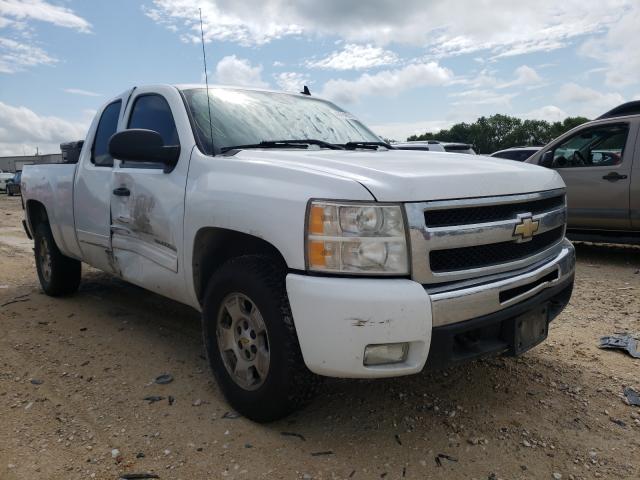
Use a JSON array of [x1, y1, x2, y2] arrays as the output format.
[[286, 240, 575, 378]]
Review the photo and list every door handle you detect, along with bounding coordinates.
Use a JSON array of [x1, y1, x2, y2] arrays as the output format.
[[602, 172, 627, 181], [112, 187, 131, 196]]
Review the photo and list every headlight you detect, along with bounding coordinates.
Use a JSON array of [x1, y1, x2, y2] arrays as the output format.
[[306, 200, 409, 275]]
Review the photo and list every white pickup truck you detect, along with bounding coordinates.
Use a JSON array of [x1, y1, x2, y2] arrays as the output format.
[[21, 84, 575, 421]]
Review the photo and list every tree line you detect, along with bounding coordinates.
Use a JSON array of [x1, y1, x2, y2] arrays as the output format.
[[406, 114, 590, 154]]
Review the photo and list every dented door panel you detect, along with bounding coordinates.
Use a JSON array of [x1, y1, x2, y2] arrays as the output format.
[[111, 171, 179, 272]]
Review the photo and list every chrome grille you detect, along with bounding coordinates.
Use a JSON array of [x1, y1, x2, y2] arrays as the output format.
[[405, 190, 567, 284], [424, 195, 565, 228]]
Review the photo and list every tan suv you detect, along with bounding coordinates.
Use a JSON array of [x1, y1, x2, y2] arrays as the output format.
[[527, 101, 640, 243]]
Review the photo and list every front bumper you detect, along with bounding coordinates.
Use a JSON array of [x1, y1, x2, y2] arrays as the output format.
[[287, 240, 575, 378]]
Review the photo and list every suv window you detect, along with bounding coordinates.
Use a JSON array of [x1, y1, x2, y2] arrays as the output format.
[[494, 150, 535, 161], [92, 101, 121, 167], [549, 124, 629, 168]]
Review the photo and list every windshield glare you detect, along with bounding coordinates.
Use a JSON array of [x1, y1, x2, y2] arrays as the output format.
[[183, 88, 381, 154]]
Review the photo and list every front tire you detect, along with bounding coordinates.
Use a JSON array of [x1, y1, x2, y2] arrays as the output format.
[[33, 222, 81, 296], [202, 255, 319, 422]]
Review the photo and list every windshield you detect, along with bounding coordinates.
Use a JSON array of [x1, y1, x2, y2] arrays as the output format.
[[182, 88, 381, 154]]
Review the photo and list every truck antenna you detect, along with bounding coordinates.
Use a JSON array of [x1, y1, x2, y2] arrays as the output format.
[[199, 8, 215, 154]]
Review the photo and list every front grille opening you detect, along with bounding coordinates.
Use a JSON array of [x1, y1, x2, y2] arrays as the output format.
[[429, 226, 564, 272], [425, 195, 565, 228], [499, 270, 559, 304]]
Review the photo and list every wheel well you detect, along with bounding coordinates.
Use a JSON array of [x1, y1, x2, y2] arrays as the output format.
[[192, 227, 287, 303], [26, 200, 49, 231]]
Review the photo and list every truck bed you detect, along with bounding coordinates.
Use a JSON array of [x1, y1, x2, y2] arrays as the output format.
[[22, 163, 81, 260]]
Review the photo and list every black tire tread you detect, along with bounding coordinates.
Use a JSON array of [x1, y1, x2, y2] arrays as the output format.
[[34, 222, 81, 297], [202, 254, 320, 422]]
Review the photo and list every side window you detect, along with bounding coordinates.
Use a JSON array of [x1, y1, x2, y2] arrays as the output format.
[[92, 101, 121, 167], [128, 94, 179, 146], [121, 94, 179, 168], [549, 124, 629, 169]]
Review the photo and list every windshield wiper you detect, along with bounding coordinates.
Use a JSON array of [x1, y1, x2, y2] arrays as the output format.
[[220, 139, 344, 153], [342, 141, 394, 150]]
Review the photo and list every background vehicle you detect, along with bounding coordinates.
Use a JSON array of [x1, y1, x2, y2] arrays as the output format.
[[491, 146, 542, 162], [6, 171, 22, 196], [393, 140, 476, 154], [21, 84, 574, 421], [527, 101, 640, 242], [0, 170, 13, 192]]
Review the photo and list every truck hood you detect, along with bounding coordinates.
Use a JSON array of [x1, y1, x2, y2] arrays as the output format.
[[234, 149, 565, 202]]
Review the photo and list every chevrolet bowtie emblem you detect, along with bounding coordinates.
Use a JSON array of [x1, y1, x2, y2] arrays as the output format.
[[513, 214, 539, 241]]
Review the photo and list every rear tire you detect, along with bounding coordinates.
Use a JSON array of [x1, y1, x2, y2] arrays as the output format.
[[33, 222, 81, 296], [202, 255, 319, 422]]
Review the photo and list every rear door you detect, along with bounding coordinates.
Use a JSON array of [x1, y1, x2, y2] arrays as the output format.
[[109, 86, 192, 302], [541, 121, 636, 230], [73, 98, 124, 273]]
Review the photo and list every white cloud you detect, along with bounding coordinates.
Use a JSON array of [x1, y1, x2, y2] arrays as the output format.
[[63, 88, 101, 97], [555, 83, 624, 118], [0, 36, 55, 73], [369, 119, 454, 142], [456, 65, 542, 93], [274, 72, 310, 93], [0, 0, 90, 74], [0, 0, 91, 32], [144, 0, 302, 46], [520, 105, 568, 123], [449, 89, 517, 107], [146, 0, 630, 60], [214, 55, 268, 88], [307, 44, 398, 70], [321, 62, 452, 104], [498, 65, 542, 88], [579, 3, 640, 87], [0, 101, 88, 156]]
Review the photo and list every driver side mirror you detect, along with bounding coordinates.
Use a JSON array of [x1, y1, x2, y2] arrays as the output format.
[[108, 129, 180, 173], [540, 150, 554, 168]]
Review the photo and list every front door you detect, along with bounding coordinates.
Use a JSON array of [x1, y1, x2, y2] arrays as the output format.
[[109, 88, 190, 302], [545, 122, 635, 230]]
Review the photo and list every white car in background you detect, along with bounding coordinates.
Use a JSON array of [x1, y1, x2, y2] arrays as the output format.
[[0, 170, 15, 191], [393, 140, 476, 155], [491, 146, 542, 162]]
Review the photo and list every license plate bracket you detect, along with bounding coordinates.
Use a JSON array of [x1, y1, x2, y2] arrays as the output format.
[[511, 305, 549, 355]]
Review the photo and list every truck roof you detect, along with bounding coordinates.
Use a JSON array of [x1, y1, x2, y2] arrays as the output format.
[[175, 83, 312, 97]]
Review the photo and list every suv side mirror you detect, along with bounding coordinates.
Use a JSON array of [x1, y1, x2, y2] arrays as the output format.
[[540, 150, 554, 168], [108, 129, 180, 172]]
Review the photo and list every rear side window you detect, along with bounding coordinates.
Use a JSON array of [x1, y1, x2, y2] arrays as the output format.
[[92, 101, 121, 167], [128, 94, 179, 145]]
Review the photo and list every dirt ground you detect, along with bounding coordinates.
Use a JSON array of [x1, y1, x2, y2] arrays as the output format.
[[0, 194, 639, 480]]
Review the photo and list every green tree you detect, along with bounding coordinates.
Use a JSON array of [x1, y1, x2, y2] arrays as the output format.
[[407, 114, 590, 154]]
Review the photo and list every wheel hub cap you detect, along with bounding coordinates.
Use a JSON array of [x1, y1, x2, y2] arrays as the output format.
[[39, 237, 52, 283], [216, 293, 270, 391]]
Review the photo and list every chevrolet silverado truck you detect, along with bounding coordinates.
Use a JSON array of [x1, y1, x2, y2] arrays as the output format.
[[526, 101, 640, 243], [21, 85, 575, 421]]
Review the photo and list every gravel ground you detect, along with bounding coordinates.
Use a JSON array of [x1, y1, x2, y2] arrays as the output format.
[[1, 194, 639, 480]]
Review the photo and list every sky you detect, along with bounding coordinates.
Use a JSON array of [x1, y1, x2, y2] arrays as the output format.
[[0, 0, 639, 155]]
